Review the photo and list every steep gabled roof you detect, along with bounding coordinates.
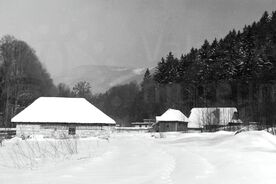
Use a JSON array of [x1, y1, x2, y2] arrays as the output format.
[[11, 97, 116, 124], [156, 109, 189, 122]]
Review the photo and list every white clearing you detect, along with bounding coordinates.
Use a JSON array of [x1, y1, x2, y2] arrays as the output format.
[[1, 131, 276, 184]]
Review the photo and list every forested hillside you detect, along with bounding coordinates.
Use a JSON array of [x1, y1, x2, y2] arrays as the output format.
[[154, 11, 276, 84], [151, 11, 276, 125], [93, 11, 276, 126]]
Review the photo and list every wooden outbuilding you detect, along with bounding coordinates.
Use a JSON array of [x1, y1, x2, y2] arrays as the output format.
[[153, 109, 189, 132]]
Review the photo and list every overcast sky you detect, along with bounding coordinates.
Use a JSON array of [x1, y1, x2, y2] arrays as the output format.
[[0, 0, 276, 76]]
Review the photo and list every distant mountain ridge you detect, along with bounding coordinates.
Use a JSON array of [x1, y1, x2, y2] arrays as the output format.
[[53, 65, 154, 94]]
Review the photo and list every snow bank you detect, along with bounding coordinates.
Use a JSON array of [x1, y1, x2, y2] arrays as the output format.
[[160, 130, 276, 151], [222, 130, 276, 151], [0, 137, 110, 169], [156, 131, 276, 184]]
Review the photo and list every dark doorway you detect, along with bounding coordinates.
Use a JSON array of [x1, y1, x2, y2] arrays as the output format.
[[69, 127, 76, 135]]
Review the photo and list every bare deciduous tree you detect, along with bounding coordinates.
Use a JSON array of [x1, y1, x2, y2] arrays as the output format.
[[72, 81, 92, 99]]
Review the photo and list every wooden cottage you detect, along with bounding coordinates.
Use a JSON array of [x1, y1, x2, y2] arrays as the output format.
[[11, 97, 116, 138], [153, 109, 189, 132]]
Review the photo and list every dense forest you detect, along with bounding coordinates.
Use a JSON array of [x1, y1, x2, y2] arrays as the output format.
[[151, 11, 276, 125]]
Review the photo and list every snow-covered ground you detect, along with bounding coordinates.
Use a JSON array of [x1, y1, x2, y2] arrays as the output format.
[[1, 131, 276, 184]]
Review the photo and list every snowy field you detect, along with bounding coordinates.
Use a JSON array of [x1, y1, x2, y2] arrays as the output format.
[[1, 131, 276, 184]]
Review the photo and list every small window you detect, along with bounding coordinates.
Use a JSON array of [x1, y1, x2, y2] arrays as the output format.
[[69, 127, 76, 135]]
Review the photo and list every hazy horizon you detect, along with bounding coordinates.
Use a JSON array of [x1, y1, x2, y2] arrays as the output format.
[[1, 0, 276, 77]]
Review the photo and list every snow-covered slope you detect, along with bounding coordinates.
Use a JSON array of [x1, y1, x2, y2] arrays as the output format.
[[53, 65, 154, 94], [1, 131, 276, 184]]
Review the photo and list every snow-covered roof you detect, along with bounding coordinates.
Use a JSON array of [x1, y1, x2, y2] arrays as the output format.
[[156, 109, 189, 122], [188, 107, 238, 128], [11, 97, 116, 124]]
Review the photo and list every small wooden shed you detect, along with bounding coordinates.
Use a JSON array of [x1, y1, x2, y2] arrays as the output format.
[[153, 109, 189, 132], [11, 97, 116, 138]]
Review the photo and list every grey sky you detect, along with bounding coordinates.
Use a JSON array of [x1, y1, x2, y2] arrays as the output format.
[[0, 0, 275, 76]]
